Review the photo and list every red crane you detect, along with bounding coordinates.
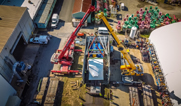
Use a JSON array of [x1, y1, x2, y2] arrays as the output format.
[[50, 6, 95, 74]]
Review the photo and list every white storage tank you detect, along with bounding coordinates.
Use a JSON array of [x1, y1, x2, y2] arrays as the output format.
[[129, 26, 137, 39], [121, 3, 124, 10]]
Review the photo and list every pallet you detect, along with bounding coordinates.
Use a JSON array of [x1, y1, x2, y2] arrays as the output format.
[[142, 85, 154, 106], [44, 78, 59, 104], [35, 77, 48, 104], [129, 87, 140, 106]]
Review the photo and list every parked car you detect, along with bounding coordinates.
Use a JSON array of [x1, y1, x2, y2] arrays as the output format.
[[51, 13, 59, 28], [29, 35, 50, 44], [98, 27, 109, 34]]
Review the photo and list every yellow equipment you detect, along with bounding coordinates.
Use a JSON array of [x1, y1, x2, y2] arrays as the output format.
[[96, 12, 143, 76]]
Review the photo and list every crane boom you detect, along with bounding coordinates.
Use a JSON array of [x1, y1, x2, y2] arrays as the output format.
[[58, 6, 95, 60], [96, 12, 136, 71], [51, 6, 95, 64]]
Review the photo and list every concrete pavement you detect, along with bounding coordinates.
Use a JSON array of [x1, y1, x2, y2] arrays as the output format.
[[59, 0, 75, 22], [21, 36, 61, 105], [110, 46, 130, 106], [20, 44, 40, 66]]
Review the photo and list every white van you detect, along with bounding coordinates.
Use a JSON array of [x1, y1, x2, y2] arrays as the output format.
[[29, 35, 50, 44], [98, 27, 109, 34], [51, 13, 59, 28]]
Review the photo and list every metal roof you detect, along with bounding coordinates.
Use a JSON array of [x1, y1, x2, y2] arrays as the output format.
[[34, 0, 54, 23], [2, 0, 43, 19], [0, 5, 26, 53], [72, 0, 92, 14], [149, 22, 181, 106], [72, 0, 82, 14]]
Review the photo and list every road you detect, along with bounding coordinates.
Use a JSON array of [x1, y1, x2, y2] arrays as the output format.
[[58, 0, 75, 22], [110, 46, 130, 106], [21, 36, 61, 105]]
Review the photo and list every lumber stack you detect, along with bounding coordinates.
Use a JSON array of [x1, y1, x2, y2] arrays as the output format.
[[143, 85, 154, 106], [44, 78, 59, 105], [35, 77, 48, 104], [129, 87, 140, 106]]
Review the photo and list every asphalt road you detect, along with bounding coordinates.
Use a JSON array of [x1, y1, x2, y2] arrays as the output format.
[[57, 0, 75, 22], [21, 36, 61, 105]]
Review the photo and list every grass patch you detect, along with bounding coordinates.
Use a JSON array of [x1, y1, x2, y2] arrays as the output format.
[[140, 34, 150, 38], [71, 45, 85, 71], [114, 32, 124, 36], [104, 99, 110, 106], [103, 87, 110, 106], [61, 44, 86, 106], [61, 77, 86, 106]]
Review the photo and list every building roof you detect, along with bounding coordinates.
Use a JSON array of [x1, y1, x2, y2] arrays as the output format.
[[88, 59, 104, 80], [0, 5, 26, 53], [72, 0, 92, 14], [149, 22, 181, 106], [34, 0, 54, 24], [82, 0, 92, 12], [2, 0, 43, 19]]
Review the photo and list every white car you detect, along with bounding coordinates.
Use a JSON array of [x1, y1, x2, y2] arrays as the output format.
[[51, 13, 59, 28], [98, 27, 109, 34], [29, 35, 50, 44]]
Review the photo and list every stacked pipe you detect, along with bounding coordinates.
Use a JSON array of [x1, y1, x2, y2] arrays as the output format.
[[95, 0, 110, 24], [121, 6, 180, 34], [116, 21, 122, 32]]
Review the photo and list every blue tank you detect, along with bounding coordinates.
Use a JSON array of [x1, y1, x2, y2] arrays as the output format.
[[90, 43, 97, 57], [97, 43, 103, 58]]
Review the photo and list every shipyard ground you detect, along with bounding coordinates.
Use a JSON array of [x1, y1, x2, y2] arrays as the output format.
[[20, 0, 181, 106]]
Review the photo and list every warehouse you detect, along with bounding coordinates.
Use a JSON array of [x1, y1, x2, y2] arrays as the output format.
[[0, 5, 34, 83], [149, 22, 181, 106], [72, 0, 93, 26], [34, 0, 57, 28], [1, 0, 43, 20]]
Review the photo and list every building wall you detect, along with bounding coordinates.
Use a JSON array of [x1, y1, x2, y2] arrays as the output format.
[[0, 75, 17, 106], [0, 9, 34, 82], [72, 12, 91, 23], [0, 0, 5, 4]]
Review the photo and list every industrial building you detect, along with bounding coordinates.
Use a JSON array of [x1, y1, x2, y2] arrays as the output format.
[[34, 0, 57, 28], [1, 0, 43, 20], [149, 22, 181, 106], [2, 0, 57, 28], [72, 0, 93, 25], [0, 5, 34, 83]]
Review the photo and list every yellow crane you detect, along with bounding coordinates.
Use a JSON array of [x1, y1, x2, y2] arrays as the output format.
[[96, 12, 143, 76]]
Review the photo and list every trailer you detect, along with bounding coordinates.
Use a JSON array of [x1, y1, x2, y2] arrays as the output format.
[[44, 78, 59, 105]]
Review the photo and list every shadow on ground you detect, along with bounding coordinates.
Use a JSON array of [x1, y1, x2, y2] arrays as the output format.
[[122, 6, 129, 11], [116, 14, 122, 20], [170, 91, 181, 105], [143, 73, 157, 90], [20, 36, 61, 105]]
